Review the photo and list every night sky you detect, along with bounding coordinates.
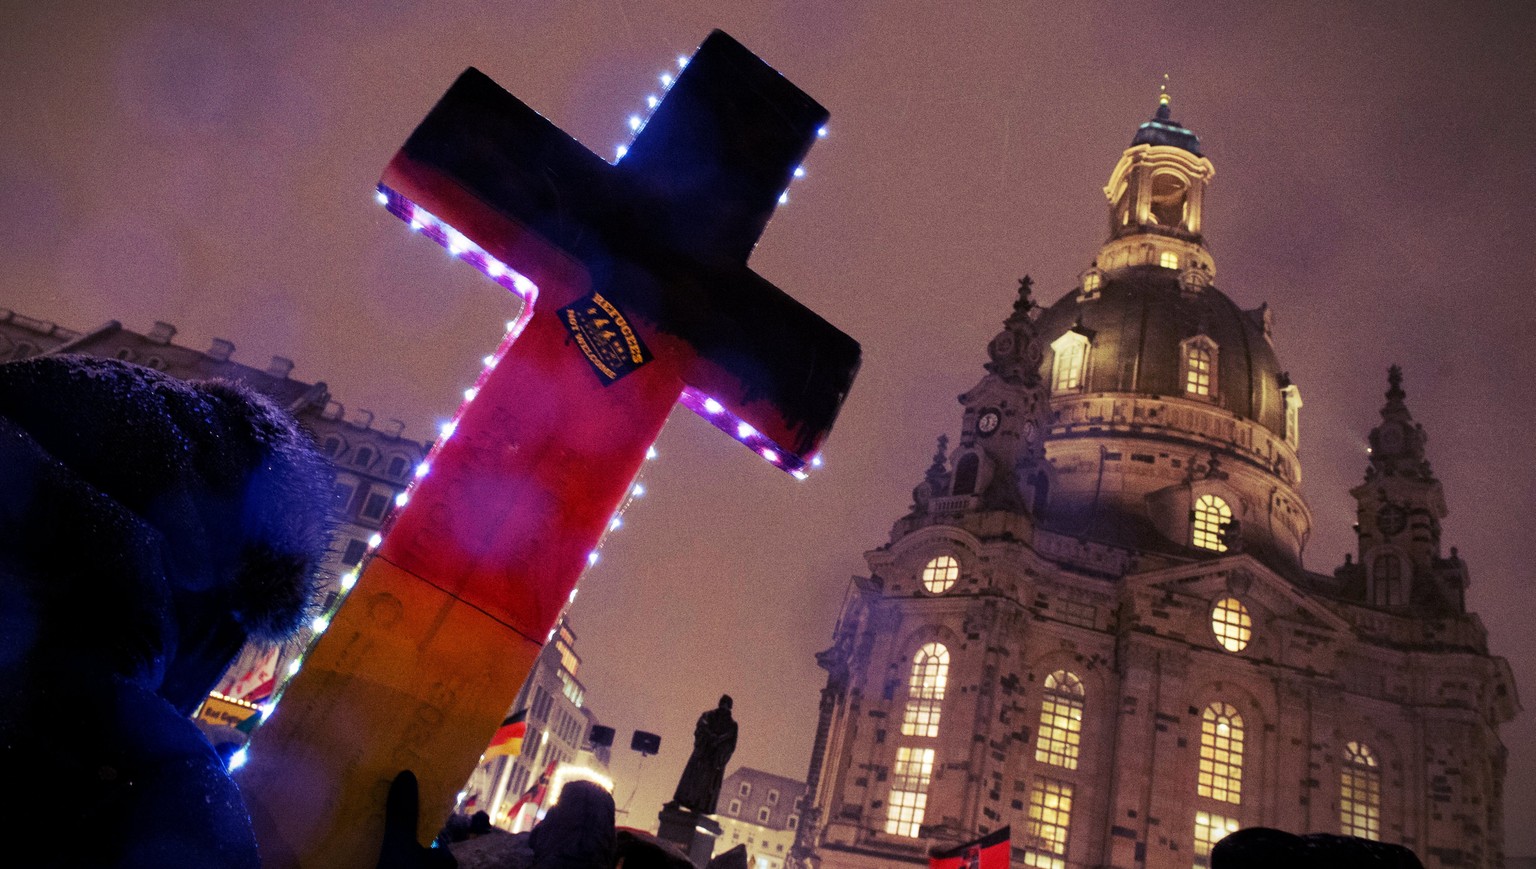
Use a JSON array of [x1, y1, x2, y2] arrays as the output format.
[[4, 0, 1534, 856]]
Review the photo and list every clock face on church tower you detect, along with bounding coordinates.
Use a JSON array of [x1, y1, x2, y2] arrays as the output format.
[[1377, 503, 1407, 536], [977, 408, 1001, 436]]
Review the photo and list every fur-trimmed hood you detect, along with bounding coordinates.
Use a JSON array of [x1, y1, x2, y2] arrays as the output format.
[[0, 355, 334, 712]]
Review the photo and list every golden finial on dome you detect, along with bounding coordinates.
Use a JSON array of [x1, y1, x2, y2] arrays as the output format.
[[1159, 73, 1171, 107]]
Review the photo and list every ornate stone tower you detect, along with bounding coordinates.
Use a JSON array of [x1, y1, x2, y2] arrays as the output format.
[[790, 97, 1517, 869], [1337, 367, 1465, 612]]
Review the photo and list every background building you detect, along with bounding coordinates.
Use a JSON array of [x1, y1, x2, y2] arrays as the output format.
[[791, 101, 1518, 869], [714, 767, 807, 869], [0, 312, 429, 740], [461, 616, 611, 830]]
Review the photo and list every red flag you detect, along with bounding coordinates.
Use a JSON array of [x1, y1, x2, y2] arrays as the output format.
[[929, 826, 1009, 869], [219, 644, 280, 703], [504, 760, 557, 822]]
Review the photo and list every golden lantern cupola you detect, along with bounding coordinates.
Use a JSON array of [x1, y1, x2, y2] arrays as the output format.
[[1097, 80, 1217, 278]]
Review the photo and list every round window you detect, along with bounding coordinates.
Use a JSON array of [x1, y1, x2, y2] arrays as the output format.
[[1211, 596, 1252, 652], [921, 555, 960, 593]]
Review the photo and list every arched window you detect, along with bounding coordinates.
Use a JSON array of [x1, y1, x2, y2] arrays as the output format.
[[952, 453, 980, 496], [1340, 741, 1381, 840], [1192, 495, 1232, 552], [1210, 597, 1252, 653], [1050, 332, 1090, 394], [1082, 272, 1102, 298], [1198, 703, 1244, 804], [323, 436, 342, 457], [1023, 777, 1074, 869], [901, 643, 949, 737], [354, 447, 374, 468], [387, 455, 408, 478], [1370, 554, 1406, 608], [1034, 671, 1085, 770], [884, 746, 934, 838], [1193, 811, 1240, 868], [1159, 250, 1181, 269], [1182, 338, 1217, 399], [1150, 173, 1189, 227], [921, 555, 959, 594], [1029, 470, 1051, 516]]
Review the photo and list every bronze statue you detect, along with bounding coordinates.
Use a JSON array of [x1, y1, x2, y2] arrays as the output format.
[[671, 695, 738, 814]]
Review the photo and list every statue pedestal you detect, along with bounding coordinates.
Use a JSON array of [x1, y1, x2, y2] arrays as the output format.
[[657, 803, 722, 868]]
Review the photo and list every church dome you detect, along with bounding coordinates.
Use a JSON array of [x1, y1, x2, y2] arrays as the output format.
[[1009, 101, 1312, 575], [1033, 266, 1288, 437]]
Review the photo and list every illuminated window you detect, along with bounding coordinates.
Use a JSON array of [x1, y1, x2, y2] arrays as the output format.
[[1340, 741, 1381, 840], [1082, 272, 1102, 296], [1282, 385, 1302, 447], [902, 643, 950, 737], [1184, 340, 1215, 398], [1192, 494, 1232, 552], [1050, 332, 1090, 393], [922, 555, 960, 593], [1022, 777, 1073, 869], [1034, 671, 1085, 770], [1370, 554, 1406, 608], [1160, 250, 1181, 269], [884, 747, 934, 837], [1211, 597, 1252, 653], [1198, 703, 1244, 804], [1192, 811, 1240, 868]]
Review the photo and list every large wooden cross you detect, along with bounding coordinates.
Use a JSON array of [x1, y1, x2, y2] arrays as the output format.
[[237, 31, 859, 867]]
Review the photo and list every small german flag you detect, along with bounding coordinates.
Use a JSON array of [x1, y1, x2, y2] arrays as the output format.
[[485, 710, 527, 759], [929, 826, 1009, 869]]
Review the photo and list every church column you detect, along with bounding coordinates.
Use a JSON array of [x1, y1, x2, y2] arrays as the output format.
[[789, 682, 843, 869], [1103, 634, 1170, 868]]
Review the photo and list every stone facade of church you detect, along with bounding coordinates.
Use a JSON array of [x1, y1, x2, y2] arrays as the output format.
[[789, 100, 1518, 869]]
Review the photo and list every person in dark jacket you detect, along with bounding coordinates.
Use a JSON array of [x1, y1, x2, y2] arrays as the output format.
[[0, 355, 334, 868], [1212, 827, 1425, 868], [530, 780, 617, 869]]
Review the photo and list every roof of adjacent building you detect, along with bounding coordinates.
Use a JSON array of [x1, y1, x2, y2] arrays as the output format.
[[716, 767, 806, 831]]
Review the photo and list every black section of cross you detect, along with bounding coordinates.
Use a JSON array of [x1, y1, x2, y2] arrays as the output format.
[[396, 30, 858, 451]]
